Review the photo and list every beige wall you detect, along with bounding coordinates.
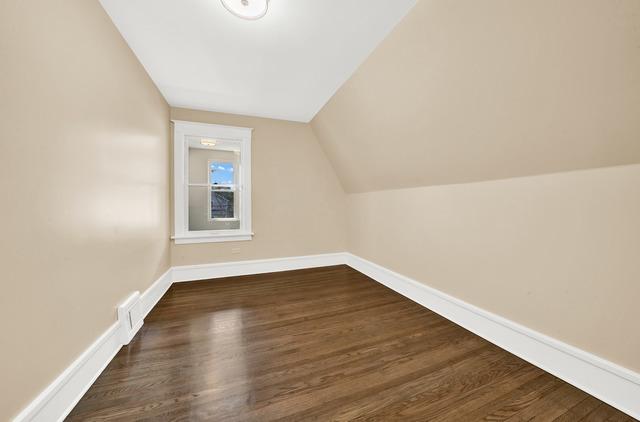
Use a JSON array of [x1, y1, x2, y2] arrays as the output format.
[[312, 0, 640, 374], [312, 0, 640, 193], [348, 165, 640, 372], [170, 108, 347, 266], [0, 0, 171, 419]]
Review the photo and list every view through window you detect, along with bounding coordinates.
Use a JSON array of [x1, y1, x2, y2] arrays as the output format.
[[209, 161, 235, 219]]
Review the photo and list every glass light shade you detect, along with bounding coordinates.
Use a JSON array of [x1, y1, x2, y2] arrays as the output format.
[[221, 0, 269, 20]]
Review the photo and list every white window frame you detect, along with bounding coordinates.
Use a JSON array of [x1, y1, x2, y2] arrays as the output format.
[[172, 120, 253, 244]]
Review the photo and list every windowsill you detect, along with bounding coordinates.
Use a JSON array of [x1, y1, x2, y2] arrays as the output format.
[[172, 231, 254, 244]]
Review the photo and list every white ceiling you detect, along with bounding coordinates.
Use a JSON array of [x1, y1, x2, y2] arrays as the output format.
[[99, 0, 416, 122]]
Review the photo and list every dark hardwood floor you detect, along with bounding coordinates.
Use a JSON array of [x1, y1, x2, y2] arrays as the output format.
[[67, 265, 635, 421]]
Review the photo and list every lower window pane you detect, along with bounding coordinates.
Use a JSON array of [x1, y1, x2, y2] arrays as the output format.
[[188, 186, 239, 231], [211, 190, 235, 219]]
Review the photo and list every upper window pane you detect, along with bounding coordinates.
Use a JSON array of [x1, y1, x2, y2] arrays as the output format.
[[210, 161, 234, 185]]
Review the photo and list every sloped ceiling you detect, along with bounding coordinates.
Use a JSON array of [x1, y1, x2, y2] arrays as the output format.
[[312, 0, 640, 193], [99, 0, 416, 122]]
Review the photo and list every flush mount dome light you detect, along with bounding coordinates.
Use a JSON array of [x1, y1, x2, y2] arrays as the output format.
[[221, 0, 269, 20]]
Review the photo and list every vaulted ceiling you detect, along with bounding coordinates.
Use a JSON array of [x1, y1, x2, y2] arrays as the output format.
[[99, 0, 416, 122]]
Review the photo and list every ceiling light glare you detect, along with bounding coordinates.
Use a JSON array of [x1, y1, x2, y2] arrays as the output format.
[[221, 0, 269, 20], [200, 139, 217, 147]]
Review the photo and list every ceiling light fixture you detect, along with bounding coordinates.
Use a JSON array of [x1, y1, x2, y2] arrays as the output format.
[[220, 0, 269, 20], [200, 139, 217, 147]]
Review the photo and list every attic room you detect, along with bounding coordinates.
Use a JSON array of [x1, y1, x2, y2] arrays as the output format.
[[1, 0, 639, 420]]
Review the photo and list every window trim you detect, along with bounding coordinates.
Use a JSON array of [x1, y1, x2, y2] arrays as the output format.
[[172, 120, 253, 244]]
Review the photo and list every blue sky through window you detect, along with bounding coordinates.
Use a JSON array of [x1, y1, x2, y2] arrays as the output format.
[[210, 161, 234, 185]]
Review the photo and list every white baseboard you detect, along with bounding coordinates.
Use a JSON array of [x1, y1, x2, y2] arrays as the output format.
[[13, 321, 123, 422], [345, 253, 640, 420], [140, 268, 173, 318], [15, 253, 640, 420], [172, 253, 347, 282], [13, 268, 173, 422]]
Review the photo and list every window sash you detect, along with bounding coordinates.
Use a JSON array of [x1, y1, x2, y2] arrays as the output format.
[[188, 182, 236, 190], [206, 159, 238, 220]]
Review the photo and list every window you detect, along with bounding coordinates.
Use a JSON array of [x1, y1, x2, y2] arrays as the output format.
[[208, 161, 236, 220], [173, 120, 252, 244]]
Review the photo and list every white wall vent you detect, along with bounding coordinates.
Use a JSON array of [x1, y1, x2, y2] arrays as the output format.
[[117, 291, 143, 345]]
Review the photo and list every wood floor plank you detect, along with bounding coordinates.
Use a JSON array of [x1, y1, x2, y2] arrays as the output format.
[[580, 402, 633, 422], [552, 397, 610, 422], [66, 265, 635, 421], [439, 371, 563, 421]]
